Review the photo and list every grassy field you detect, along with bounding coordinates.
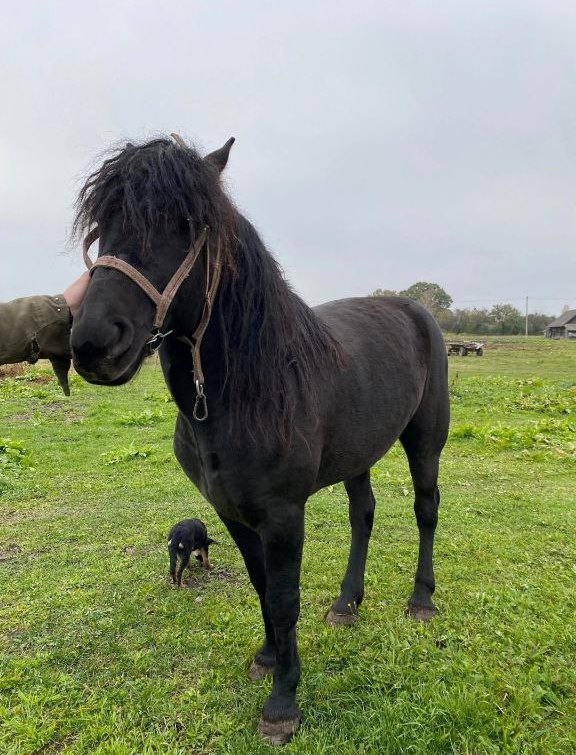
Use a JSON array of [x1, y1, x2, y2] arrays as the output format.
[[1, 337, 575, 754]]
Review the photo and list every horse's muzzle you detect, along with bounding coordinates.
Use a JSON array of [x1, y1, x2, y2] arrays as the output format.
[[71, 315, 143, 384]]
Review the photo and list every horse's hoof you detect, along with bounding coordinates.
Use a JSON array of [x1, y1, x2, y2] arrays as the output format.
[[249, 659, 275, 681], [406, 602, 437, 622], [258, 715, 300, 745], [325, 609, 358, 627]]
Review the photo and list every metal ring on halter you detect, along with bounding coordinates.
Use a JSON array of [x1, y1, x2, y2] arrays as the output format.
[[193, 381, 208, 421], [146, 329, 174, 354]]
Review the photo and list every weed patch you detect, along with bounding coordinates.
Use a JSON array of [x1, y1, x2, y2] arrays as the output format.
[[143, 390, 173, 403], [100, 442, 157, 465], [117, 409, 164, 426], [0, 439, 33, 494], [450, 419, 576, 455], [452, 374, 575, 411]]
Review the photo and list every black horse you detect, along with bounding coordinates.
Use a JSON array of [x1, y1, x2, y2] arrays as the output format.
[[71, 136, 449, 744]]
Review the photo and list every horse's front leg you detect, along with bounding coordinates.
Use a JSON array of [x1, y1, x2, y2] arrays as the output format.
[[218, 514, 277, 677], [258, 506, 305, 745]]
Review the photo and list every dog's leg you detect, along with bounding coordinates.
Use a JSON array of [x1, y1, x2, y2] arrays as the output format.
[[168, 541, 178, 584], [198, 547, 212, 570], [176, 549, 191, 587]]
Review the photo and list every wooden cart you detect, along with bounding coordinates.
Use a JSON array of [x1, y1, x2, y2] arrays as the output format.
[[446, 341, 484, 356]]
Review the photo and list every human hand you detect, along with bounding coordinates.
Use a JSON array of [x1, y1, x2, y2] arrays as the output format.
[[63, 271, 90, 317]]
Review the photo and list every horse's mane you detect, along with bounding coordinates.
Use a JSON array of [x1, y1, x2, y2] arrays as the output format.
[[74, 137, 344, 445]]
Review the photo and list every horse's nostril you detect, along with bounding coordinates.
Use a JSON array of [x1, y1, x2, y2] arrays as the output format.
[[112, 318, 134, 356], [97, 317, 135, 361]]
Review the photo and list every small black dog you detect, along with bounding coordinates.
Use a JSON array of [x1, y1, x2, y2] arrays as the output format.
[[167, 518, 216, 587]]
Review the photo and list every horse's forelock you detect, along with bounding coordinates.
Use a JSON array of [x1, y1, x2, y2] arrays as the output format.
[[73, 137, 232, 257]]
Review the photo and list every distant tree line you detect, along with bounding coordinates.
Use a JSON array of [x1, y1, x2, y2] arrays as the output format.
[[371, 282, 556, 335]]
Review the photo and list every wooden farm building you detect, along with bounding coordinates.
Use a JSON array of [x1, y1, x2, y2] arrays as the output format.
[[544, 309, 576, 339]]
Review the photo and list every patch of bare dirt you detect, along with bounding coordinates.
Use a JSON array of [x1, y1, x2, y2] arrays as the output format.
[[0, 363, 26, 379], [121, 544, 160, 557], [36, 734, 77, 754], [29, 374, 53, 385], [0, 544, 22, 561], [6, 412, 34, 423], [40, 402, 68, 412], [185, 565, 244, 587]]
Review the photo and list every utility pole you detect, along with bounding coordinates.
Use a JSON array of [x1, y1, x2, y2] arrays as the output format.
[[525, 296, 529, 337]]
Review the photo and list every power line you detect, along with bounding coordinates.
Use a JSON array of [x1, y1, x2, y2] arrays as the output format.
[[453, 296, 571, 303]]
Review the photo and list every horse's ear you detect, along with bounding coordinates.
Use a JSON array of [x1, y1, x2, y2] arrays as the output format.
[[205, 137, 235, 173]]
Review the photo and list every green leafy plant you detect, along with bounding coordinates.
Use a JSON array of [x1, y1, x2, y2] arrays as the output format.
[[100, 442, 157, 465], [0, 438, 33, 493], [0, 438, 31, 466], [117, 409, 164, 426], [143, 390, 174, 403]]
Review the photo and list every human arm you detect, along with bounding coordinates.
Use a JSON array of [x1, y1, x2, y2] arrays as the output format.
[[0, 272, 90, 394]]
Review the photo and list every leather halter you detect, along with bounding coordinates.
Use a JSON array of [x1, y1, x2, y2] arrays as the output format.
[[82, 225, 222, 421]]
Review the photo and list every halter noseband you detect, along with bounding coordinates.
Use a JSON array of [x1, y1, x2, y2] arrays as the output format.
[[82, 225, 222, 422]]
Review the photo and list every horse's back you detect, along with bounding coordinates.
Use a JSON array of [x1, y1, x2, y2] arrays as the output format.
[[315, 295, 441, 350], [314, 296, 446, 385]]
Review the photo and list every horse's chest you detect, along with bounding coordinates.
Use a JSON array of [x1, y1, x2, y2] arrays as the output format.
[[173, 414, 250, 521]]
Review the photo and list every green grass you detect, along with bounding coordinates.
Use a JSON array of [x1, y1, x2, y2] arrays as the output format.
[[1, 338, 575, 754]]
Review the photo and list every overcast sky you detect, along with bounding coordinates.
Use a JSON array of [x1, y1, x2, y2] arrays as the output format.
[[1, 0, 574, 315]]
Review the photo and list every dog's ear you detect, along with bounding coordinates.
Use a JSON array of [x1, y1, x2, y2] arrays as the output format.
[[207, 538, 217, 546]]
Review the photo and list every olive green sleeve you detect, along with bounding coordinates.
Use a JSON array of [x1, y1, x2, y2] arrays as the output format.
[[0, 295, 71, 366]]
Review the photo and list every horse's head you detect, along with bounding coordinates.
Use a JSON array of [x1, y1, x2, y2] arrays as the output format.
[[70, 136, 234, 385]]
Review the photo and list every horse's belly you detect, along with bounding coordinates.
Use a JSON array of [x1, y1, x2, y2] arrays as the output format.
[[314, 394, 417, 489], [315, 431, 398, 489]]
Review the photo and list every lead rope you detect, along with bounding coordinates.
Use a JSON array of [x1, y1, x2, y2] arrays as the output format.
[[82, 224, 221, 422]]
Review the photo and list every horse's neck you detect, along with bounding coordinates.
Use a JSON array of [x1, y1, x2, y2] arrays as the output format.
[[161, 229, 329, 443]]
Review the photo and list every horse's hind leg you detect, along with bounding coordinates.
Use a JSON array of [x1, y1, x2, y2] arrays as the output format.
[[401, 421, 446, 622], [326, 471, 375, 626]]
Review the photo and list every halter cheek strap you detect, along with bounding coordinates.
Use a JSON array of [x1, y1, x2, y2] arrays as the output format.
[[82, 225, 222, 422]]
